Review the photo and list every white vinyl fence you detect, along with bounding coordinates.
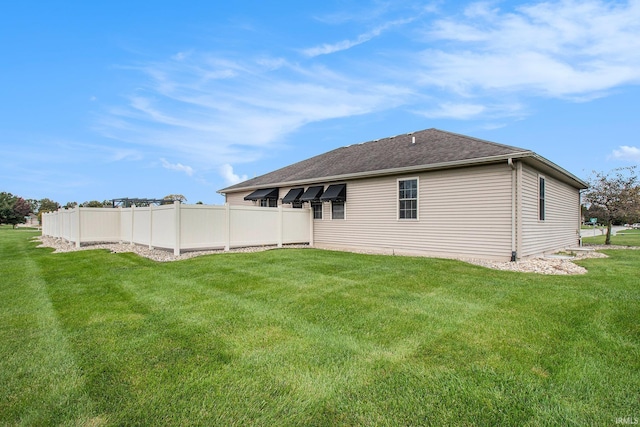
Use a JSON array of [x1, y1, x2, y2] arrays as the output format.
[[42, 202, 312, 255]]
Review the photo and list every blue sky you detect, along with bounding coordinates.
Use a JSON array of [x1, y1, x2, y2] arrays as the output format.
[[2, 0, 639, 205]]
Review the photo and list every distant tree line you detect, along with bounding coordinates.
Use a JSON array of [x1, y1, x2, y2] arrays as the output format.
[[0, 193, 195, 228]]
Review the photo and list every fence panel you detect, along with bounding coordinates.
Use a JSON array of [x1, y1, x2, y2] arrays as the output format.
[[229, 206, 279, 248], [62, 209, 78, 242], [132, 207, 151, 246], [42, 204, 311, 254], [283, 209, 310, 244], [79, 208, 120, 243], [120, 208, 133, 243], [42, 213, 53, 236], [180, 205, 227, 250], [151, 205, 176, 249]]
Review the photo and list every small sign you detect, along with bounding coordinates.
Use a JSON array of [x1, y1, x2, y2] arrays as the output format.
[[590, 218, 597, 224]]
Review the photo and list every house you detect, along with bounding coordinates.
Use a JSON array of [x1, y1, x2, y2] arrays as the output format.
[[219, 128, 588, 261]]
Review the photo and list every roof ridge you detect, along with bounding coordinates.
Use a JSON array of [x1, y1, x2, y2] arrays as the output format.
[[347, 128, 527, 154], [429, 128, 529, 152], [219, 128, 548, 193]]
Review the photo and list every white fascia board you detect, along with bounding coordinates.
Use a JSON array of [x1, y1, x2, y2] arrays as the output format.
[[218, 153, 535, 194]]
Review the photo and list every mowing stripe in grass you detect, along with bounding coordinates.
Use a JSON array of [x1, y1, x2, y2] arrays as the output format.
[[0, 229, 103, 426], [2, 227, 639, 426]]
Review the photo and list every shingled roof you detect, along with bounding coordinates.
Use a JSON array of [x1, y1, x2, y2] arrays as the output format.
[[220, 128, 586, 192]]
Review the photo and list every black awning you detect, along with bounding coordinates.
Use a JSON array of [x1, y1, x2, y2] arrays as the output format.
[[244, 187, 279, 201], [300, 186, 324, 202], [320, 184, 346, 202], [282, 188, 304, 204]]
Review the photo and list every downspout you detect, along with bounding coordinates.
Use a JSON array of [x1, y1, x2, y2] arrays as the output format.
[[579, 190, 584, 247], [509, 158, 517, 262]]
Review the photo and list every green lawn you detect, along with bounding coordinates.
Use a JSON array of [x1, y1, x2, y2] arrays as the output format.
[[1, 226, 639, 426], [583, 228, 640, 246]]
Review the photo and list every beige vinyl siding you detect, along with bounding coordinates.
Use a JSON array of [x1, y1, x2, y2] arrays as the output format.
[[314, 164, 514, 260], [520, 164, 580, 257], [225, 192, 255, 206]]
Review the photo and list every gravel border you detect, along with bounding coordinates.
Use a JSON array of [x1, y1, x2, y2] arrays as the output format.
[[457, 252, 607, 275], [34, 236, 635, 275], [34, 236, 309, 263]]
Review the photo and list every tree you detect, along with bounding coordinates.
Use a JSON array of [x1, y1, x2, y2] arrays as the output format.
[[25, 198, 40, 213], [81, 200, 106, 208], [163, 194, 187, 204], [37, 198, 60, 223], [1, 192, 18, 226], [582, 166, 640, 244], [64, 202, 78, 209], [583, 204, 607, 225], [0, 192, 31, 228]]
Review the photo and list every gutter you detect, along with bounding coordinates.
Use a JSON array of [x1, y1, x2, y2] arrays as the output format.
[[528, 154, 589, 189], [219, 152, 535, 194]]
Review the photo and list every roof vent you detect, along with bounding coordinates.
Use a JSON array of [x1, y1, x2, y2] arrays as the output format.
[[412, 136, 416, 144]]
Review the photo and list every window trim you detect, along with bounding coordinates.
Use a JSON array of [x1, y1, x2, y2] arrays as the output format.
[[397, 177, 419, 221], [311, 201, 323, 220], [259, 198, 278, 208], [330, 200, 346, 220], [538, 175, 546, 221]]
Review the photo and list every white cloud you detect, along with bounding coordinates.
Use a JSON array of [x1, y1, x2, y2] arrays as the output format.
[[110, 148, 142, 162], [417, 102, 526, 120], [97, 0, 640, 180], [100, 52, 410, 168], [301, 18, 415, 57], [610, 146, 640, 162], [418, 102, 486, 119], [161, 158, 194, 176], [172, 51, 191, 61], [219, 164, 248, 185], [419, 0, 640, 99]]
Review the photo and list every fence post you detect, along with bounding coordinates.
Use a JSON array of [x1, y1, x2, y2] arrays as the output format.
[[149, 204, 153, 250], [118, 207, 123, 244], [130, 205, 135, 245], [277, 205, 283, 248], [75, 207, 81, 248], [174, 201, 181, 256], [224, 203, 230, 251], [118, 206, 124, 244], [308, 207, 314, 247]]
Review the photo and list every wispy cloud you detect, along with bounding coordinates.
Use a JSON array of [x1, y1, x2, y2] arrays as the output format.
[[312, 2, 437, 25], [219, 164, 248, 185], [417, 101, 527, 120], [418, 0, 640, 99], [610, 146, 640, 162], [161, 158, 194, 176], [418, 102, 487, 119], [97, 0, 640, 182], [301, 17, 415, 57], [99, 52, 410, 170]]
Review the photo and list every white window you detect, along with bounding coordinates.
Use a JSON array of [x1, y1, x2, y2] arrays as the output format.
[[311, 202, 323, 219], [398, 178, 418, 220], [260, 198, 277, 208], [331, 201, 345, 220]]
